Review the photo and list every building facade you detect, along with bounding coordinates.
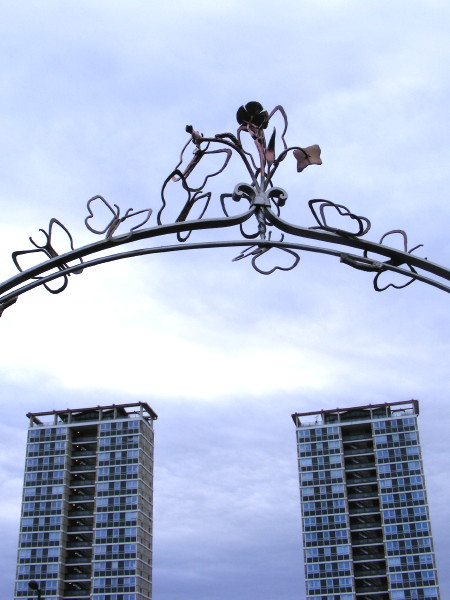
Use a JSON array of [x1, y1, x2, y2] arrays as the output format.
[[14, 402, 157, 600], [292, 400, 440, 600]]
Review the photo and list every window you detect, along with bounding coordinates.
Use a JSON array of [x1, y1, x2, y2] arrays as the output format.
[[388, 557, 401, 567], [390, 573, 402, 585], [332, 484, 344, 493]]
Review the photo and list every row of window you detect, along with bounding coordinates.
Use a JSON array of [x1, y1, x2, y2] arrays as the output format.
[[305, 545, 351, 560], [98, 481, 139, 494], [297, 426, 340, 440], [379, 476, 423, 490], [301, 470, 344, 485], [377, 446, 420, 462], [98, 465, 139, 479], [95, 527, 138, 542], [27, 440, 66, 455], [373, 417, 416, 432], [386, 537, 433, 554], [383, 506, 428, 521], [306, 561, 351, 574], [19, 531, 60, 545], [305, 595, 353, 600], [95, 543, 137, 557], [304, 530, 349, 545], [98, 450, 139, 462], [26, 456, 66, 469], [96, 512, 138, 526], [303, 499, 346, 515], [92, 577, 136, 592], [24, 485, 64, 499], [16, 580, 58, 593], [18, 547, 59, 560], [96, 495, 138, 509], [99, 433, 140, 445], [21, 516, 61, 530], [29, 427, 67, 440], [390, 570, 437, 586], [25, 471, 65, 484], [100, 421, 140, 433], [302, 485, 345, 498], [17, 563, 58, 576], [388, 554, 435, 569], [23, 500, 63, 514], [307, 578, 352, 592], [299, 455, 342, 470], [94, 559, 136, 571], [391, 588, 439, 599], [92, 595, 137, 600], [298, 441, 341, 455], [374, 432, 418, 446], [378, 461, 421, 476], [304, 515, 347, 530], [385, 522, 430, 538], [381, 491, 426, 507]]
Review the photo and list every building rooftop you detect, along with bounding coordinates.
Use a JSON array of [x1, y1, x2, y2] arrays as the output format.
[[292, 399, 419, 427], [26, 401, 158, 426]]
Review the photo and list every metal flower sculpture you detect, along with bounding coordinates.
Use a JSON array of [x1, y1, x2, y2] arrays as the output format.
[[158, 101, 322, 267], [1, 100, 448, 318]]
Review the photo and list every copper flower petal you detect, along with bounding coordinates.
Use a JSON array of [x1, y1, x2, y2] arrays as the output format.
[[293, 145, 322, 173], [236, 101, 268, 128]]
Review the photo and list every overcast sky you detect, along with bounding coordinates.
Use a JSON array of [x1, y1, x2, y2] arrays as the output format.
[[0, 1, 449, 599]]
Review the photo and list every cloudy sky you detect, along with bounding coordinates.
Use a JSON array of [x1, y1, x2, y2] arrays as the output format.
[[0, 1, 449, 598]]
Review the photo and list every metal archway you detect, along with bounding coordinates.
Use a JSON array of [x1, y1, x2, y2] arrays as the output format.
[[1, 101, 449, 316]]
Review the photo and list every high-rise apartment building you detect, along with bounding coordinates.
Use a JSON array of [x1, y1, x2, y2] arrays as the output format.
[[14, 402, 157, 600], [292, 400, 440, 600]]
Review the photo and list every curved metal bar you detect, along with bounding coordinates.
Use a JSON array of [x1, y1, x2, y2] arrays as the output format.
[[0, 208, 257, 299], [1, 238, 449, 311], [265, 208, 450, 282]]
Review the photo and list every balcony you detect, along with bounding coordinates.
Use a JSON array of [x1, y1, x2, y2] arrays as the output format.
[[349, 506, 380, 515], [353, 552, 385, 562], [66, 540, 93, 549], [346, 475, 377, 485], [65, 556, 92, 565], [347, 489, 379, 500], [72, 435, 97, 442], [69, 494, 95, 502], [342, 433, 373, 442], [71, 464, 96, 472], [65, 572, 91, 581], [354, 569, 387, 578], [350, 521, 382, 531], [345, 462, 376, 471], [352, 537, 383, 546], [63, 589, 90, 598]]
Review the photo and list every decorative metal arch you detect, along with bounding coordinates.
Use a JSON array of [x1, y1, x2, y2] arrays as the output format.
[[1, 101, 449, 316]]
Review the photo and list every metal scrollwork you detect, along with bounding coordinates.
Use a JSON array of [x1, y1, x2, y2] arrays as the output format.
[[11, 218, 83, 294], [85, 195, 153, 241], [309, 200, 371, 237], [0, 100, 449, 316], [233, 233, 300, 275], [365, 230, 424, 292]]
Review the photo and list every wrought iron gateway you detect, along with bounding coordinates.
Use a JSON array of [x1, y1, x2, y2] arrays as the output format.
[[0, 101, 449, 316]]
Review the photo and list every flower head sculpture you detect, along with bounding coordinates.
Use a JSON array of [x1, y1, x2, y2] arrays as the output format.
[[157, 101, 323, 242]]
